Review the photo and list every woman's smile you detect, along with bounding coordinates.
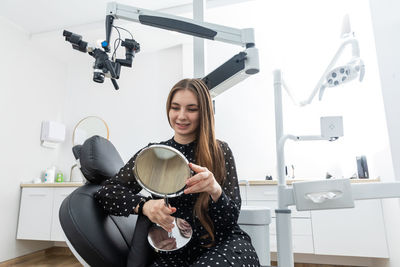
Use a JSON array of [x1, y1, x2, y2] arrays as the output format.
[[176, 122, 190, 129]]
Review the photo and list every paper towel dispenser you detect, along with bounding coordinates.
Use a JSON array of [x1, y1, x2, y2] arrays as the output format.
[[41, 121, 66, 148]]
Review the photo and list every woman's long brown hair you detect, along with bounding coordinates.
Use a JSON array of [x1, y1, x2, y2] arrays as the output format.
[[166, 78, 226, 245]]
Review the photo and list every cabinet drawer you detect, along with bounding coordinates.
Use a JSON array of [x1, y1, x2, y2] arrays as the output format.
[[311, 199, 389, 258], [269, 218, 312, 236], [270, 218, 314, 253], [51, 187, 77, 241], [17, 187, 54, 240], [245, 186, 277, 201], [241, 185, 310, 218], [17, 186, 79, 242], [270, 234, 314, 254]]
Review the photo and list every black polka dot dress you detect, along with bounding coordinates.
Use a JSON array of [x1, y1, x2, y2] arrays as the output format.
[[94, 138, 260, 267]]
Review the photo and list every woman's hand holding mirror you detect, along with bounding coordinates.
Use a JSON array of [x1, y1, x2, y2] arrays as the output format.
[[143, 199, 177, 233], [185, 163, 222, 201]]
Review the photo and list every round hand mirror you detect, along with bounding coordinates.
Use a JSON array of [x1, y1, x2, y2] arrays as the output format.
[[133, 145, 193, 252], [133, 145, 191, 197], [72, 116, 109, 146]]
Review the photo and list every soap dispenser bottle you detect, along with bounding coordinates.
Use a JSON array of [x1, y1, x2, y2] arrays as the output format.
[[44, 166, 56, 183]]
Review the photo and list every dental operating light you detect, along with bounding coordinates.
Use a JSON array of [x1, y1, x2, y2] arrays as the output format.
[[273, 15, 366, 267], [63, 2, 259, 95], [281, 14, 365, 107]]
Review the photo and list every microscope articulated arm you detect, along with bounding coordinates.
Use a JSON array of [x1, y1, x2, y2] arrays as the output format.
[[106, 2, 259, 97]]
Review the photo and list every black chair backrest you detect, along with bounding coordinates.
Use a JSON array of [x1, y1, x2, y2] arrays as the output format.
[[73, 135, 124, 184], [60, 135, 137, 267]]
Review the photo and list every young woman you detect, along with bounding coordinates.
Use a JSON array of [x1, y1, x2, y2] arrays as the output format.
[[95, 79, 260, 266]]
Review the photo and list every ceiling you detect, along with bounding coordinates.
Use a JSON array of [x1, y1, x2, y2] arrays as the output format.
[[0, 0, 251, 35], [0, 0, 194, 35], [0, 0, 250, 61]]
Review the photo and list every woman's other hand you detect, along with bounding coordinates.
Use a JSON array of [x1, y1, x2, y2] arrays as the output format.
[[142, 199, 176, 233], [185, 163, 222, 201]]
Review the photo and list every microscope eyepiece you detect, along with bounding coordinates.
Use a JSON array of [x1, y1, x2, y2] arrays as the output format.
[[63, 30, 88, 53]]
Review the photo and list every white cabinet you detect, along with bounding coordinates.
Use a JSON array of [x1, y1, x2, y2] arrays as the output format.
[[241, 184, 314, 254], [311, 199, 389, 258], [51, 187, 76, 241], [17, 186, 77, 242], [270, 218, 314, 254], [17, 187, 53, 240], [239, 183, 389, 258]]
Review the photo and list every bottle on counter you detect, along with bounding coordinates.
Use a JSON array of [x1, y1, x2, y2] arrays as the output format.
[[55, 171, 64, 182], [44, 166, 56, 183]]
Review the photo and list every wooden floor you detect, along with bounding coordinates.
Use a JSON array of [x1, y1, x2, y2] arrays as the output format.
[[0, 247, 80, 267], [0, 247, 353, 267]]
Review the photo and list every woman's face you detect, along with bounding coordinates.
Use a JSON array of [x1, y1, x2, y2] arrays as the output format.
[[169, 89, 200, 143]]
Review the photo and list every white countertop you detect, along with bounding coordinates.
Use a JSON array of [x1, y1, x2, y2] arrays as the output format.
[[21, 178, 381, 187], [21, 182, 85, 188], [239, 178, 381, 186]]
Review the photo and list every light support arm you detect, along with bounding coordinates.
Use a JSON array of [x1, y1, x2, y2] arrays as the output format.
[[273, 69, 295, 267], [106, 2, 259, 97], [301, 37, 361, 106], [277, 134, 336, 208], [274, 69, 343, 267]]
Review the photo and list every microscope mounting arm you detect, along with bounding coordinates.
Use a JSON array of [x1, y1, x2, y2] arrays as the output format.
[[105, 2, 259, 97]]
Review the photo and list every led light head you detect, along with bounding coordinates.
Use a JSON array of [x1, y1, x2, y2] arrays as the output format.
[[319, 58, 365, 100]]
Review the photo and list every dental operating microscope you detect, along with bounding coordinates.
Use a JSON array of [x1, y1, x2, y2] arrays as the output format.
[[63, 2, 259, 95]]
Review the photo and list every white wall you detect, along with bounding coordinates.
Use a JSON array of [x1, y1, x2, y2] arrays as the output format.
[[369, 0, 400, 181], [0, 17, 68, 262], [199, 0, 391, 183], [369, 0, 400, 266], [57, 44, 183, 178]]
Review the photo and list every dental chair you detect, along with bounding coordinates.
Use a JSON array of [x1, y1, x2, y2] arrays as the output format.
[[59, 135, 271, 267], [59, 135, 147, 267]]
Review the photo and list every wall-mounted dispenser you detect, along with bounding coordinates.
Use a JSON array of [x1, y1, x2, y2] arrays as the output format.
[[40, 121, 66, 148]]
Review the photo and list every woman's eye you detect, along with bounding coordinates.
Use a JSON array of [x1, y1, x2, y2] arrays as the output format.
[[188, 109, 198, 112], [171, 107, 179, 110]]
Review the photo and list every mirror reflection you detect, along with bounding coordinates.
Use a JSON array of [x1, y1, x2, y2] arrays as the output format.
[[148, 217, 192, 252], [133, 145, 191, 196]]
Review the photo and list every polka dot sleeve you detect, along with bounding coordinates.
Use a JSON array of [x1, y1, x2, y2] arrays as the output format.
[[94, 146, 151, 217], [208, 141, 241, 230]]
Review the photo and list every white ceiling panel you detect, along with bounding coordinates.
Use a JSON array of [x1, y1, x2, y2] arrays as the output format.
[[0, 0, 195, 35], [0, 0, 252, 62]]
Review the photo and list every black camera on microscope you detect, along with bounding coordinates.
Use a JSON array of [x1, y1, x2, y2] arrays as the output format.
[[91, 48, 114, 84], [62, 29, 140, 90], [62, 30, 88, 53]]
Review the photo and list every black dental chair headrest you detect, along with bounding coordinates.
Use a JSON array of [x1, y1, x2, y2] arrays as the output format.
[[73, 135, 124, 184]]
